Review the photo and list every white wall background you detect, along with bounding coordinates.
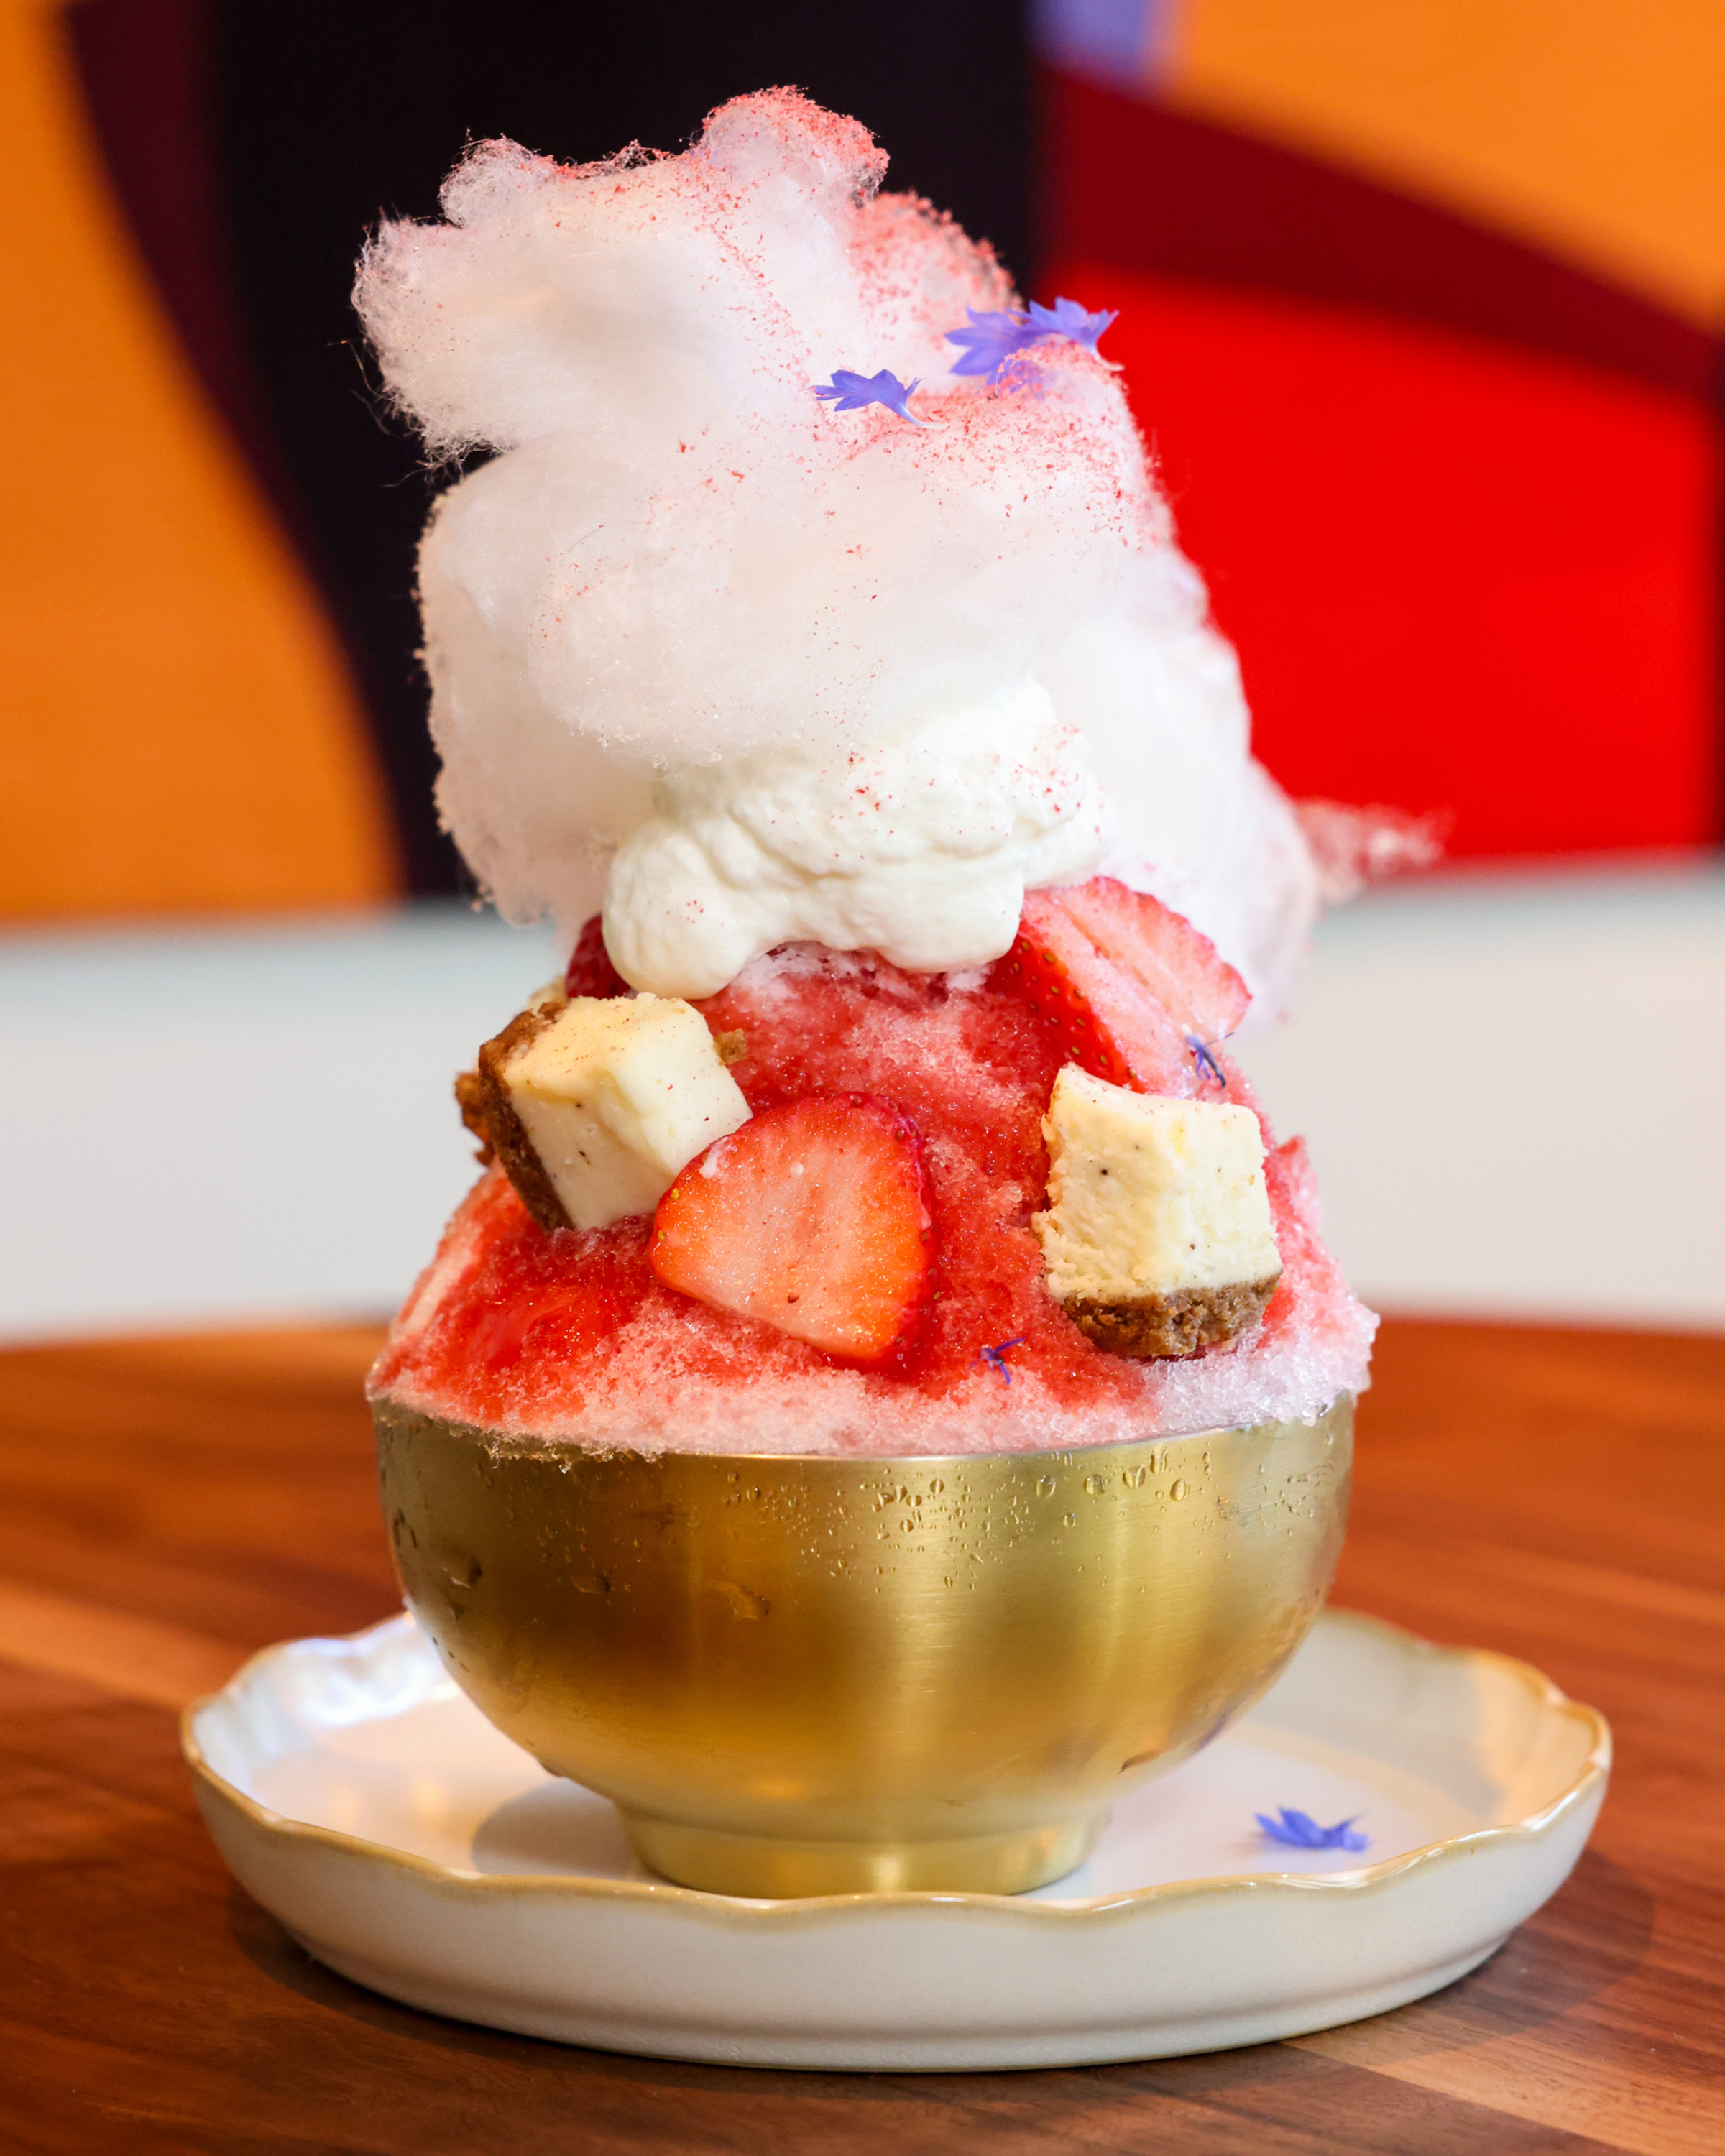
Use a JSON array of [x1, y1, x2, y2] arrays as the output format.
[[1235, 860, 1724, 1328], [1, 860, 1719, 1340], [0, 907, 558, 1339]]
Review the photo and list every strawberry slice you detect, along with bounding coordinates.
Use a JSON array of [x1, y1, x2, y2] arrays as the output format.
[[998, 892, 1191, 1094], [564, 913, 631, 1000], [649, 1095, 934, 1365], [1053, 877, 1249, 1041], [996, 880, 1250, 1095]]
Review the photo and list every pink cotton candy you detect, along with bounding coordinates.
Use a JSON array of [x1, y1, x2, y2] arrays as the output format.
[[354, 89, 1331, 1018]]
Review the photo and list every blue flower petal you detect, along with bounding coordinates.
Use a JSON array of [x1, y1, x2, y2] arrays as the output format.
[[1186, 1033, 1227, 1090], [1028, 296, 1119, 356], [1256, 1806, 1369, 1852], [979, 1335, 1026, 1385], [945, 307, 1043, 384], [813, 368, 924, 424]]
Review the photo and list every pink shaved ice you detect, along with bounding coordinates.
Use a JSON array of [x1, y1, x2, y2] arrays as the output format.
[[371, 947, 1374, 1457]]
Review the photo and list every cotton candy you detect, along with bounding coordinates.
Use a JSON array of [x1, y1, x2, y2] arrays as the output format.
[[355, 88, 1321, 1014]]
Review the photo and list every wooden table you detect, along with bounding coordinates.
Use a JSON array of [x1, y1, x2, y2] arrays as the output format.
[[0, 1319, 1719, 2154]]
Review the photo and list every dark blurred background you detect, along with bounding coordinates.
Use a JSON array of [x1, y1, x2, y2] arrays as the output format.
[[65, 0, 1036, 895]]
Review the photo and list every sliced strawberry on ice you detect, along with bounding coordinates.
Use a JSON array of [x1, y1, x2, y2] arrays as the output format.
[[564, 913, 632, 1000], [997, 892, 1192, 1094], [996, 880, 1251, 1096], [649, 1095, 934, 1365], [1053, 877, 1249, 1042]]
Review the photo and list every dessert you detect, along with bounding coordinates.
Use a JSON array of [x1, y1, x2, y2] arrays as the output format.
[[355, 90, 1389, 1894]]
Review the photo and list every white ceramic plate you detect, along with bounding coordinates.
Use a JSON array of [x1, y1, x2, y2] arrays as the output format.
[[185, 1608, 1609, 2070]]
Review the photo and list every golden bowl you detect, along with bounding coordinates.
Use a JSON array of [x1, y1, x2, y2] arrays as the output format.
[[374, 1395, 1353, 1897]]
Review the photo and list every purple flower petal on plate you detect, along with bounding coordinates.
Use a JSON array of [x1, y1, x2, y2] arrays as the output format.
[[1256, 1807, 1369, 1852]]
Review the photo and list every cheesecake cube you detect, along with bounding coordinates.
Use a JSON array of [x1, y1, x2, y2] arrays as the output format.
[[1034, 1066, 1282, 1358], [474, 993, 751, 1233]]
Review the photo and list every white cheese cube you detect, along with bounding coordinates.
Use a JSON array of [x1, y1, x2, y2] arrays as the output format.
[[505, 995, 751, 1230], [1034, 1065, 1281, 1304]]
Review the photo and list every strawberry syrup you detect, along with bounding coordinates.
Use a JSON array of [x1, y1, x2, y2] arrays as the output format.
[[373, 945, 1358, 1439]]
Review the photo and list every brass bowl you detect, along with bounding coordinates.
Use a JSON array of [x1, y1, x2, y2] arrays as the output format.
[[374, 1395, 1353, 1897]]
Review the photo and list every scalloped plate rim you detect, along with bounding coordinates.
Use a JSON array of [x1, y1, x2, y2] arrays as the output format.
[[183, 1605, 1609, 1921]]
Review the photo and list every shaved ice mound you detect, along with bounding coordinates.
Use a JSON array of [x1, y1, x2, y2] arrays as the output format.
[[370, 946, 1374, 1457]]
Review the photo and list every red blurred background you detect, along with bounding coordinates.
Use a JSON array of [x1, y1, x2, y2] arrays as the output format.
[[1038, 45, 1723, 860]]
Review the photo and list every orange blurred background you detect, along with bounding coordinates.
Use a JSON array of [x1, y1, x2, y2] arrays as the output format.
[[1038, 0, 1725, 860], [0, 0, 397, 923]]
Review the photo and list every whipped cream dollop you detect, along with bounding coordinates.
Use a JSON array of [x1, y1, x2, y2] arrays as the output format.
[[603, 682, 1111, 998]]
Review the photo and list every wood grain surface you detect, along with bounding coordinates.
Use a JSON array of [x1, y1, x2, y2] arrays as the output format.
[[0, 1318, 1719, 2154]]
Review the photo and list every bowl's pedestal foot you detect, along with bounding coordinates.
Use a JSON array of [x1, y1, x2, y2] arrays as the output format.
[[621, 1807, 1110, 1897]]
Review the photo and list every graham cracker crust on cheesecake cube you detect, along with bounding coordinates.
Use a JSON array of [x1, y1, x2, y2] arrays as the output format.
[[468, 1001, 574, 1235], [1066, 1274, 1282, 1360]]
